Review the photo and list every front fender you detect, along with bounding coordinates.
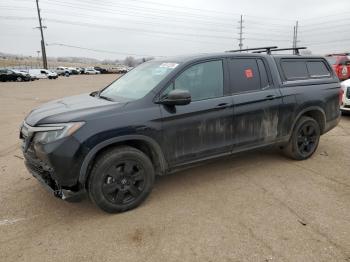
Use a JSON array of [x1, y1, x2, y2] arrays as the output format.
[[78, 135, 167, 185]]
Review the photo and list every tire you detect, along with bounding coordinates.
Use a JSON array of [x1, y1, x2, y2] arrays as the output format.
[[16, 76, 23, 82], [88, 146, 155, 213], [283, 116, 321, 160]]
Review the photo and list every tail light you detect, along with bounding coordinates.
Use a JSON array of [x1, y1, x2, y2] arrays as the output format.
[[341, 66, 348, 76], [339, 88, 344, 105]]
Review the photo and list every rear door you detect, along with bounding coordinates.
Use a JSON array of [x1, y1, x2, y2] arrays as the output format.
[[160, 59, 234, 167], [229, 58, 282, 149]]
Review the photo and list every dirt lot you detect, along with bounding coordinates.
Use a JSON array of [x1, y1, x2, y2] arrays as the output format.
[[0, 75, 349, 262]]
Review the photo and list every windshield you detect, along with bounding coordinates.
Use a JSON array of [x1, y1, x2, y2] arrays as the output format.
[[326, 57, 337, 65], [100, 61, 179, 100]]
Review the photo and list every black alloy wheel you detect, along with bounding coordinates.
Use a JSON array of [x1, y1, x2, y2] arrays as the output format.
[[297, 123, 318, 157], [283, 116, 320, 160], [102, 160, 146, 205], [88, 146, 155, 213]]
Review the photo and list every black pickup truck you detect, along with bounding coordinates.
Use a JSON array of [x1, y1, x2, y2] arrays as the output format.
[[20, 47, 341, 213]]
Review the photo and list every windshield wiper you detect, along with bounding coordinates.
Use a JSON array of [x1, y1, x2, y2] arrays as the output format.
[[98, 95, 114, 102], [89, 91, 99, 97]]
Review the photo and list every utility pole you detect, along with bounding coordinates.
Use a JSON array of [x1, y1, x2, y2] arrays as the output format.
[[293, 21, 299, 54], [238, 15, 244, 51], [35, 0, 48, 69], [292, 26, 296, 49]]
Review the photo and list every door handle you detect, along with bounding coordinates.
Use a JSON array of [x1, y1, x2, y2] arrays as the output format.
[[215, 103, 229, 109], [266, 94, 276, 100]]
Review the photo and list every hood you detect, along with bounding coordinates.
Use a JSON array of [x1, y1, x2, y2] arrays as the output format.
[[25, 93, 127, 126], [341, 79, 350, 86]]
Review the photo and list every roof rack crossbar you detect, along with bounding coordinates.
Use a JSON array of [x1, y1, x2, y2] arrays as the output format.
[[325, 53, 350, 56], [253, 47, 307, 55], [226, 46, 278, 55]]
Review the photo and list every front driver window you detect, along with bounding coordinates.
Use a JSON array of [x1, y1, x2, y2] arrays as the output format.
[[166, 60, 224, 101]]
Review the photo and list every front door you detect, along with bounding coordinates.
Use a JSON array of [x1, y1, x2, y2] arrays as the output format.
[[160, 60, 234, 167]]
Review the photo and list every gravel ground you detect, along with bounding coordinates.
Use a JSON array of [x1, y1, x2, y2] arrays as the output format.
[[0, 75, 349, 262]]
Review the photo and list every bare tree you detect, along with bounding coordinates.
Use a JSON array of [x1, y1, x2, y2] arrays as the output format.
[[123, 56, 136, 67]]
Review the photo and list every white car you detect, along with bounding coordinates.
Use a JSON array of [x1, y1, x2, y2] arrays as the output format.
[[340, 79, 350, 113], [84, 68, 100, 75], [29, 69, 58, 79], [55, 67, 71, 76]]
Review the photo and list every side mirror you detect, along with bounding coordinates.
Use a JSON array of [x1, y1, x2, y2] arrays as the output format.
[[161, 89, 191, 106]]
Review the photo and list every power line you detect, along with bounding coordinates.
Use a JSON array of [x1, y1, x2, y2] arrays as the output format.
[[0, 15, 234, 47], [2, 8, 237, 35], [47, 43, 164, 57], [39, 0, 237, 26], [45, 18, 235, 40]]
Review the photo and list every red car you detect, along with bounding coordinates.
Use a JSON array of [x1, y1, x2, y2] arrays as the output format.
[[325, 54, 350, 80]]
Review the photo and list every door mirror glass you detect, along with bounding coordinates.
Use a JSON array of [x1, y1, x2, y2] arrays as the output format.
[[161, 89, 191, 106]]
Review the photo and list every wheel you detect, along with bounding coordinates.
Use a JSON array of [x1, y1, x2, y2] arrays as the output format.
[[283, 116, 320, 160], [16, 76, 23, 82], [88, 146, 155, 213]]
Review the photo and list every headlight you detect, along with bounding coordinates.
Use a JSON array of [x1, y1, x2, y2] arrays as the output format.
[[33, 122, 85, 144]]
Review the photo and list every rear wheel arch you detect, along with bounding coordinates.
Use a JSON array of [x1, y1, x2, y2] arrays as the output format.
[[291, 107, 326, 135], [79, 135, 167, 186]]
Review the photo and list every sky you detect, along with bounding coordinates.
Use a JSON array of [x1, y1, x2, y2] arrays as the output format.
[[1, 0, 350, 60]]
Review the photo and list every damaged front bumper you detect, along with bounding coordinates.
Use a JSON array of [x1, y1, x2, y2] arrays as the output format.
[[23, 148, 84, 201]]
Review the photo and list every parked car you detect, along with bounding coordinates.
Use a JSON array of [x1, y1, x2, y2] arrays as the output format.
[[29, 69, 58, 79], [325, 54, 350, 80], [77, 67, 85, 74], [0, 69, 31, 82], [55, 67, 71, 76], [20, 70, 38, 81], [84, 68, 100, 74], [20, 48, 341, 213], [68, 67, 80, 75], [340, 79, 350, 113], [94, 66, 108, 74], [113, 66, 128, 74]]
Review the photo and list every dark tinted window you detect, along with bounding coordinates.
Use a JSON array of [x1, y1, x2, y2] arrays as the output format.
[[306, 61, 331, 77], [257, 59, 270, 88], [281, 60, 308, 80], [173, 60, 223, 101], [229, 58, 261, 93]]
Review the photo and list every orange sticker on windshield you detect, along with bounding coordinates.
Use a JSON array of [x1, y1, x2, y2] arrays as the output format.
[[245, 69, 253, 78]]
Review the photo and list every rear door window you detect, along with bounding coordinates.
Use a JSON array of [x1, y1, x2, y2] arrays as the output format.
[[229, 58, 261, 93], [306, 61, 331, 77]]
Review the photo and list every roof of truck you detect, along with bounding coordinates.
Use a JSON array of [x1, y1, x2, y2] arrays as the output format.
[[157, 52, 325, 63]]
